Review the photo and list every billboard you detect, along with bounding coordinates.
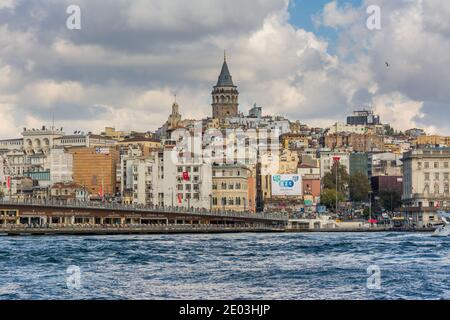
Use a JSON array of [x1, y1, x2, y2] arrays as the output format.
[[271, 174, 302, 196]]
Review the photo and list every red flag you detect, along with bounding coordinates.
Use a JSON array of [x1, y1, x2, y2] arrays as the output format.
[[99, 185, 103, 198], [177, 193, 182, 204], [6, 176, 11, 190], [332, 156, 341, 162], [182, 172, 190, 181]]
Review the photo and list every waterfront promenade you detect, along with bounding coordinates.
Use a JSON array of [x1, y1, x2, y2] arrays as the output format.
[[0, 200, 436, 235]]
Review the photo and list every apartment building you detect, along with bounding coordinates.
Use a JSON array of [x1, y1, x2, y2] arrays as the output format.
[[212, 164, 255, 212]]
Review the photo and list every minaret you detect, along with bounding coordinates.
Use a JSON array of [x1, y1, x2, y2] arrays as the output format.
[[212, 52, 239, 119]]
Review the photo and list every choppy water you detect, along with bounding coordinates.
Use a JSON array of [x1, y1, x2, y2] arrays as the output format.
[[0, 232, 449, 300]]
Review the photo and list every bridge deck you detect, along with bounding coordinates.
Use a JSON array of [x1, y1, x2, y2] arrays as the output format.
[[0, 200, 287, 223]]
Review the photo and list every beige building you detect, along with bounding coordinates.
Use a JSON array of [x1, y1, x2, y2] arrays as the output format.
[[415, 135, 450, 147], [101, 127, 126, 141], [212, 164, 255, 212], [117, 137, 161, 153]]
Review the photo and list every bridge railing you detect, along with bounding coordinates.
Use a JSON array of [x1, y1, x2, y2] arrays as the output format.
[[0, 199, 288, 222]]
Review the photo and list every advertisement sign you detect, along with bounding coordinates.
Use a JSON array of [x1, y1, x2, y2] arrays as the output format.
[[271, 174, 302, 196]]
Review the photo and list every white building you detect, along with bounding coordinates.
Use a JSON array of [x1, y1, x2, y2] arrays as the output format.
[[319, 151, 350, 178], [54, 133, 117, 148], [47, 148, 73, 184], [0, 138, 23, 150], [402, 148, 450, 208], [369, 152, 403, 178], [131, 157, 156, 205], [155, 147, 212, 209], [22, 126, 65, 155]]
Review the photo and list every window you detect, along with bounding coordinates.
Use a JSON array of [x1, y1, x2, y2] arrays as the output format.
[[193, 167, 199, 173], [221, 197, 227, 205], [424, 162, 429, 169], [434, 162, 439, 169], [444, 173, 449, 181], [424, 173, 430, 181], [213, 197, 218, 205], [177, 167, 183, 173], [444, 162, 449, 169], [435, 173, 440, 181]]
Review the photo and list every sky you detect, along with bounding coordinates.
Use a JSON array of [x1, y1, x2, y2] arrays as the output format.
[[1, 0, 450, 139]]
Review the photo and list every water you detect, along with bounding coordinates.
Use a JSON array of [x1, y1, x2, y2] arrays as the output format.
[[0, 232, 449, 300]]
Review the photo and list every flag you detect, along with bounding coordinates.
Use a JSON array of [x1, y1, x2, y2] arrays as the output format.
[[177, 193, 182, 204], [99, 185, 103, 198], [182, 171, 190, 181], [332, 156, 341, 162], [6, 176, 11, 190]]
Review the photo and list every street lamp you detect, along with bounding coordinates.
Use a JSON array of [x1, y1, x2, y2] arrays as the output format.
[[332, 156, 341, 215]]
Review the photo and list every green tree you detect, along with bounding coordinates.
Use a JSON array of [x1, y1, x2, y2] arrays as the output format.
[[321, 188, 346, 210], [384, 124, 395, 136], [379, 190, 402, 212], [349, 172, 371, 202], [322, 161, 349, 194]]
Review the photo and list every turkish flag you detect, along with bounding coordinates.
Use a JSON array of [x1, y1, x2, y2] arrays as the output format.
[[182, 172, 190, 181], [99, 185, 103, 198], [177, 193, 182, 204], [332, 156, 341, 162], [6, 176, 11, 190]]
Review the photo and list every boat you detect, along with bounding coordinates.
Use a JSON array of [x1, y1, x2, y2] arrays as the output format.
[[432, 211, 450, 237]]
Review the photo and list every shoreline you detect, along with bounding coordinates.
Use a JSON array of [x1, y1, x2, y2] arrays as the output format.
[[0, 226, 435, 236]]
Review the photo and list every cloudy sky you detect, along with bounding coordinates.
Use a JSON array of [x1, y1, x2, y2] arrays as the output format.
[[0, 0, 449, 139]]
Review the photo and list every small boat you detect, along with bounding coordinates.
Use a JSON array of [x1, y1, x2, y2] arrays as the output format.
[[432, 212, 450, 237]]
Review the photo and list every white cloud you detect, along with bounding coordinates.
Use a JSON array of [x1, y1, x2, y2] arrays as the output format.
[[0, 0, 15, 10], [0, 0, 450, 139]]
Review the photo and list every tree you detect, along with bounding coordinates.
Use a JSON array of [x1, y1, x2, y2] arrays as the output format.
[[384, 124, 395, 136], [349, 172, 371, 202], [321, 188, 346, 210], [379, 190, 402, 212], [322, 161, 349, 194]]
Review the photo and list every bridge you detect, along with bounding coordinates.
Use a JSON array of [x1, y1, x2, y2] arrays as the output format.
[[0, 200, 288, 235]]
